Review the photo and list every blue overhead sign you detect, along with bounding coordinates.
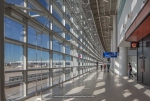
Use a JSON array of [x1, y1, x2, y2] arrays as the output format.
[[103, 52, 118, 58]]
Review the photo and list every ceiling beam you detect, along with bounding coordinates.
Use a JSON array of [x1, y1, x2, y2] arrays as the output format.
[[93, 11, 116, 16]]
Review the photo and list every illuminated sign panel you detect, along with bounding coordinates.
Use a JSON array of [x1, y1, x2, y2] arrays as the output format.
[[103, 52, 118, 58]]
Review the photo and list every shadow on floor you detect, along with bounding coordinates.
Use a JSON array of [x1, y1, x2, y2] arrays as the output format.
[[25, 70, 150, 101]]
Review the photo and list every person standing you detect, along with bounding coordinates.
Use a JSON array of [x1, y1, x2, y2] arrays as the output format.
[[101, 65, 103, 71], [128, 63, 133, 79], [107, 63, 110, 72]]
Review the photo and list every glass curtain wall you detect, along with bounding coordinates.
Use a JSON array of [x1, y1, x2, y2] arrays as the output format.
[[4, 0, 98, 100]]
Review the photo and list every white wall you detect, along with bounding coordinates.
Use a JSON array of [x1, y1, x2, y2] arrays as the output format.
[[128, 56, 137, 73], [128, 49, 137, 73], [118, 0, 146, 47], [128, 49, 137, 56]]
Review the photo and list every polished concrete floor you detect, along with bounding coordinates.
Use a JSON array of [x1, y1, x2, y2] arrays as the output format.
[[25, 70, 150, 101]]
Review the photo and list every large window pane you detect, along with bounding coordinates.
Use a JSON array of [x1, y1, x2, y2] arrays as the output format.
[[82, 54, 85, 59], [79, 67, 82, 74], [73, 19, 78, 28], [4, 17, 24, 42], [83, 66, 85, 73], [28, 26, 50, 49], [65, 68, 71, 80], [52, 24, 64, 37], [65, 56, 71, 67], [28, 5, 50, 28], [53, 53, 63, 85], [28, 48, 39, 69], [82, 59, 85, 66], [5, 43, 23, 71], [38, 0, 49, 10], [79, 59, 82, 66], [53, 68, 63, 85], [42, 33, 50, 49], [53, 53, 63, 68], [65, 45, 71, 55], [66, 7, 71, 19], [52, 10, 63, 23], [36, 16, 50, 28], [73, 57, 78, 67], [41, 51, 50, 68], [73, 67, 78, 77], [6, 0, 24, 5], [5, 72, 23, 100], [65, 23, 71, 31], [73, 49, 78, 57], [28, 70, 49, 94], [55, 0, 63, 9], [53, 38, 63, 52], [71, 39, 78, 47], [65, 34, 71, 41], [28, 26, 41, 46], [72, 28, 78, 38], [28, 48, 50, 69]]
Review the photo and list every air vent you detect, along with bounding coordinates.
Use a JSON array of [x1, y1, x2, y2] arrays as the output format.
[[128, 12, 133, 19], [103, 0, 109, 2], [143, 0, 147, 3], [123, 24, 126, 29]]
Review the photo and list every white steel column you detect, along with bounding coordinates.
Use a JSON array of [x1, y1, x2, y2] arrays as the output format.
[[119, 47, 128, 75], [23, 18, 28, 97], [50, 34, 53, 86], [50, 0, 53, 86], [23, 0, 28, 96], [62, 42, 66, 82], [112, 15, 117, 52], [70, 46, 73, 80], [111, 15, 117, 72], [0, 0, 5, 100], [50, 0, 53, 14], [110, 31, 114, 71], [62, 0, 66, 85], [62, 0, 65, 38]]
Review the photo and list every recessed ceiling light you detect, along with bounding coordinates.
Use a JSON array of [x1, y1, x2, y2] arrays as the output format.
[[97, 15, 110, 18], [105, 16, 110, 18], [103, 0, 109, 2]]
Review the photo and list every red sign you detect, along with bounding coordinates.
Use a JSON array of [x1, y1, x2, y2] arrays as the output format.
[[78, 54, 82, 58], [131, 42, 138, 48]]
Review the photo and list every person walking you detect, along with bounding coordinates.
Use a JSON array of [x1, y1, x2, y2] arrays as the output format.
[[101, 65, 103, 71], [107, 63, 110, 72], [128, 63, 133, 79], [104, 64, 106, 71]]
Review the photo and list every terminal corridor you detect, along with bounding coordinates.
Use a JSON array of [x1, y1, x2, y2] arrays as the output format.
[[25, 70, 150, 101], [1, 0, 150, 101]]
